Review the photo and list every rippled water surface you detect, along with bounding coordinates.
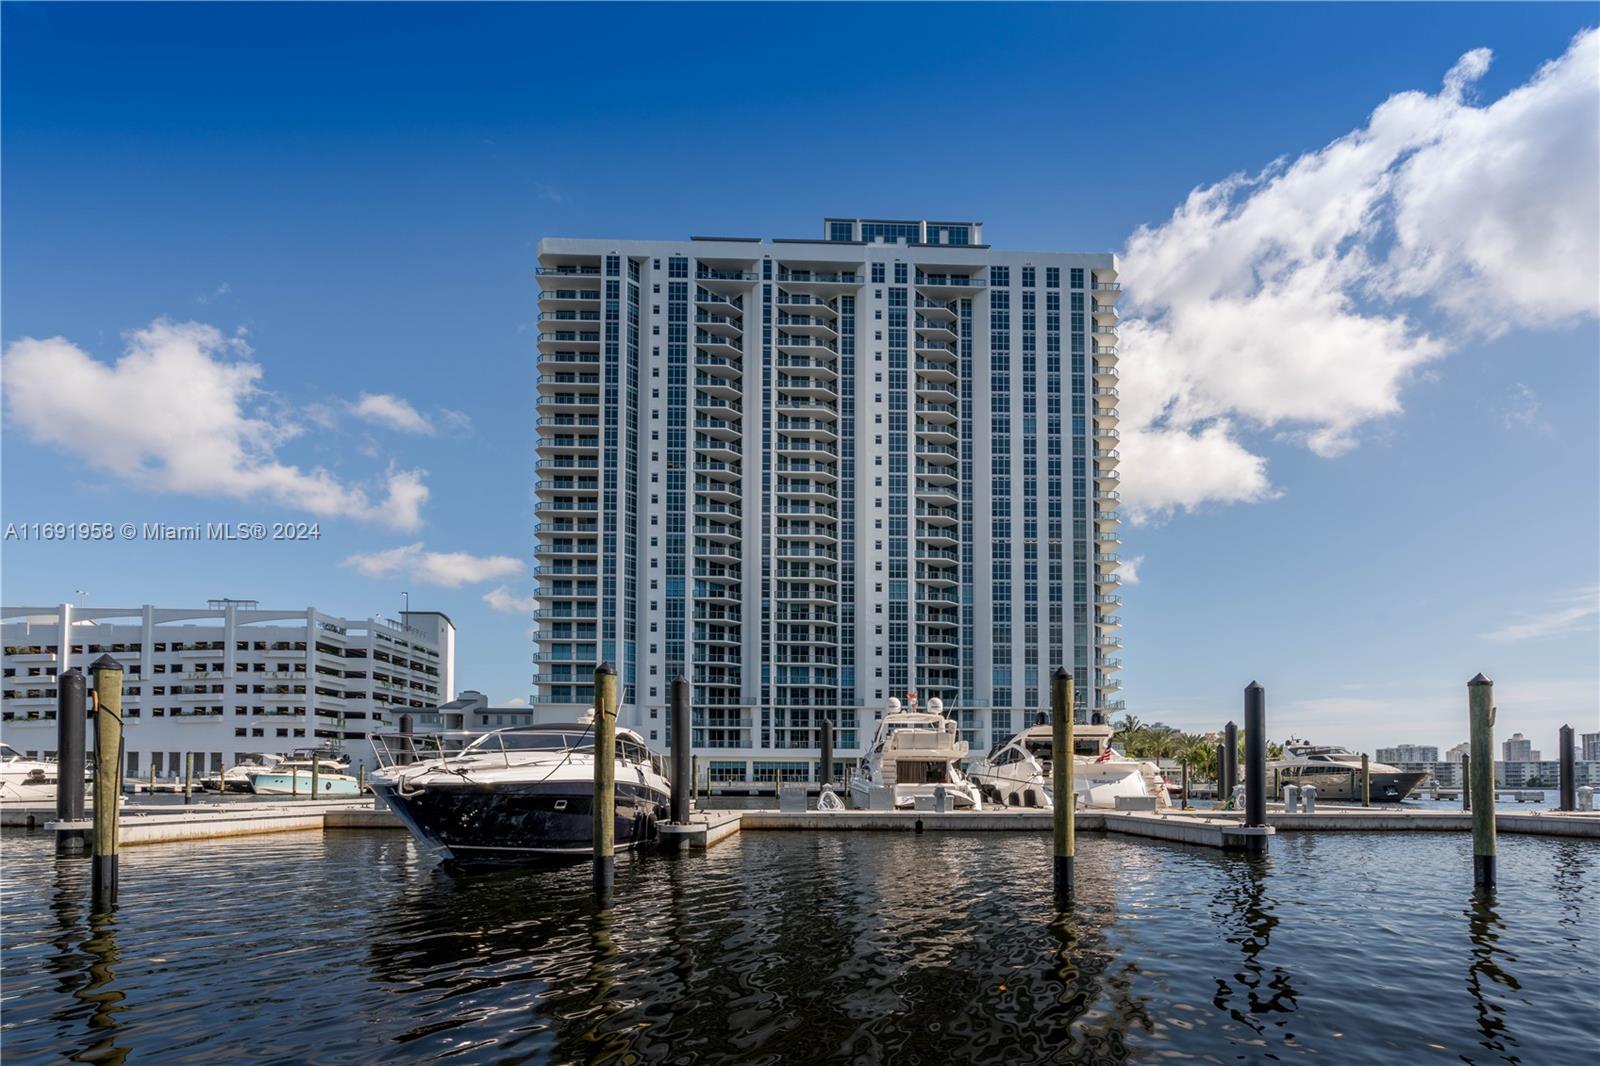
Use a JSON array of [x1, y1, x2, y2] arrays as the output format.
[[2, 828, 1594, 1064]]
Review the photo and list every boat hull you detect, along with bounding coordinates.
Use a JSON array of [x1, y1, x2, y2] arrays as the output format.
[[1271, 769, 1428, 803], [249, 771, 360, 796], [372, 778, 669, 865]]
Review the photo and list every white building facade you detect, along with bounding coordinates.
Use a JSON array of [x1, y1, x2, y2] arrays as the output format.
[[1376, 744, 1439, 765], [2, 601, 454, 776], [532, 217, 1121, 782]]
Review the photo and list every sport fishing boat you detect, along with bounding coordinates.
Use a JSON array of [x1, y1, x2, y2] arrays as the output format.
[[848, 696, 984, 810], [0, 743, 87, 804], [248, 750, 361, 796], [1268, 742, 1427, 802], [367, 720, 671, 865], [969, 720, 1172, 810]]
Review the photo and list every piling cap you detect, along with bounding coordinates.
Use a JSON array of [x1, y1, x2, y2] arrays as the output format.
[[89, 653, 123, 673], [673, 673, 689, 685], [1052, 666, 1071, 681], [1468, 672, 1493, 687], [1245, 680, 1263, 692], [594, 662, 616, 676]]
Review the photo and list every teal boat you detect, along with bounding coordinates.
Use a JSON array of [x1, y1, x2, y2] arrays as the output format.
[[248, 753, 360, 796]]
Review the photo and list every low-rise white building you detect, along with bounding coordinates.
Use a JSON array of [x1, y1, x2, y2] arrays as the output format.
[[1376, 744, 1439, 765], [2, 601, 454, 776]]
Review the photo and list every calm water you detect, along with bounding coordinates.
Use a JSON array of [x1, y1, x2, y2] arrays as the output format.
[[1, 829, 1594, 1065]]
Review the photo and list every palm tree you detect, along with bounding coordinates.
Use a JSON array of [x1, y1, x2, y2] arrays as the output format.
[[1113, 713, 1143, 748]]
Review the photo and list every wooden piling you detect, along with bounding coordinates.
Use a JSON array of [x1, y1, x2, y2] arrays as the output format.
[[1051, 667, 1074, 904], [1361, 753, 1371, 807], [55, 668, 88, 852], [310, 755, 320, 798], [184, 752, 194, 805], [593, 663, 619, 901], [1468, 674, 1496, 889], [90, 655, 124, 909]]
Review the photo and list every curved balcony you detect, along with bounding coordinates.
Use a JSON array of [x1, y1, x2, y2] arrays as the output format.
[[913, 317, 960, 343], [694, 268, 760, 295], [774, 354, 837, 381], [1094, 424, 1120, 444], [534, 458, 600, 477], [913, 340, 959, 364], [694, 354, 743, 379], [1094, 509, 1121, 530], [538, 288, 601, 311], [915, 382, 958, 406], [695, 290, 744, 316], [775, 397, 838, 420], [694, 332, 744, 361], [536, 433, 599, 456], [694, 434, 742, 462], [1094, 363, 1118, 385], [1095, 468, 1120, 486], [693, 415, 743, 441], [915, 420, 959, 445], [538, 349, 602, 371], [693, 313, 744, 338], [533, 414, 601, 433], [694, 393, 744, 419], [534, 540, 597, 558], [775, 314, 838, 339], [776, 417, 839, 442], [538, 330, 601, 354], [774, 270, 862, 295], [915, 480, 960, 507], [775, 335, 838, 359], [1092, 304, 1119, 325], [914, 358, 958, 384], [1097, 613, 1122, 630], [538, 392, 600, 414], [915, 273, 987, 299], [773, 291, 838, 318], [694, 457, 742, 482]]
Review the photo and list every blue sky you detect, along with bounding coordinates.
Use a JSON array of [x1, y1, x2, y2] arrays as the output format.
[[3, 3, 1596, 754]]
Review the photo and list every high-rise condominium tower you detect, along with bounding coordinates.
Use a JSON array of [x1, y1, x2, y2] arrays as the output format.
[[533, 218, 1120, 783]]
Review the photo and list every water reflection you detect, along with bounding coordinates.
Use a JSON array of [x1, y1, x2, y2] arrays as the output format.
[[41, 854, 130, 1065], [1210, 855, 1298, 1050], [1464, 892, 1522, 1062]]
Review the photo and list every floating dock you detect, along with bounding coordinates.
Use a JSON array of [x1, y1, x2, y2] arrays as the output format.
[[19, 799, 1597, 851]]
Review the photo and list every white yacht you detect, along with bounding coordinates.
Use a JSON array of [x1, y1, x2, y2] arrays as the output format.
[[367, 721, 671, 866], [201, 752, 284, 793], [970, 719, 1172, 810], [848, 696, 983, 810], [248, 750, 361, 796], [0, 743, 83, 804], [1268, 742, 1427, 802]]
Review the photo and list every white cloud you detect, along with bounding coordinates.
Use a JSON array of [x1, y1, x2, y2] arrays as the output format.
[[1118, 555, 1144, 586], [483, 584, 537, 613], [1118, 29, 1599, 522], [1483, 586, 1599, 643], [1, 320, 428, 530], [349, 392, 434, 434], [1498, 383, 1549, 432], [342, 543, 523, 587], [500, 696, 529, 707]]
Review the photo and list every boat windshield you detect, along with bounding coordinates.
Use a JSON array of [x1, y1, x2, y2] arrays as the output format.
[[461, 730, 594, 756], [0, 744, 22, 760]]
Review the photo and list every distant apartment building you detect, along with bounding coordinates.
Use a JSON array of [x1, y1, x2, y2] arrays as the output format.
[[1445, 742, 1469, 763], [1582, 731, 1600, 762], [1496, 759, 1600, 789], [417, 690, 537, 732], [1, 601, 454, 775], [532, 217, 1120, 781], [1501, 732, 1540, 763], [1376, 744, 1438, 765]]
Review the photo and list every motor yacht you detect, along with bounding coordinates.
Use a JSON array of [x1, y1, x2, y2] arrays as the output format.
[[969, 719, 1172, 810], [367, 721, 671, 865], [1268, 742, 1427, 802], [201, 752, 284, 793], [248, 750, 361, 796], [0, 743, 87, 804], [848, 696, 983, 810]]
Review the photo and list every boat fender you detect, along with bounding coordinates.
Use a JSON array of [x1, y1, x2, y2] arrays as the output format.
[[818, 787, 844, 812]]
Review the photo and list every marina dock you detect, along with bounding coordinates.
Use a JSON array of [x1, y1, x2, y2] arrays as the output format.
[[17, 798, 1599, 849]]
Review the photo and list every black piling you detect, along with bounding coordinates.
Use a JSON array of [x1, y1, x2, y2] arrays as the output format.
[[55, 668, 88, 852], [1244, 682, 1266, 847], [1461, 754, 1470, 811], [670, 674, 691, 824], [1223, 722, 1238, 805], [820, 717, 835, 790], [1558, 724, 1576, 812], [1051, 667, 1075, 905], [1468, 673, 1496, 890]]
